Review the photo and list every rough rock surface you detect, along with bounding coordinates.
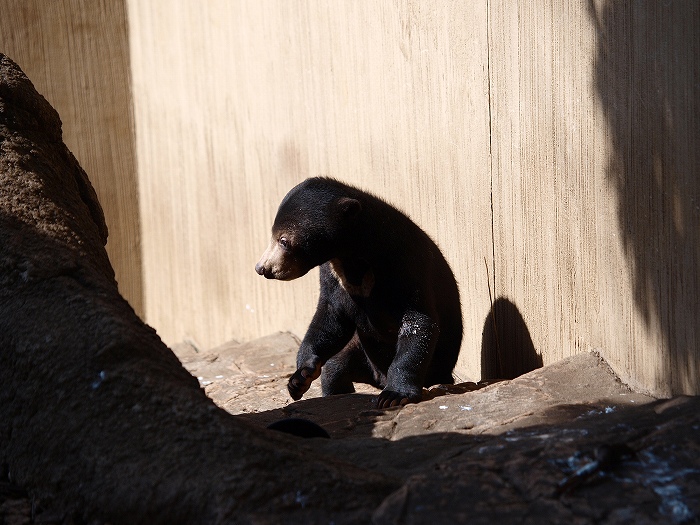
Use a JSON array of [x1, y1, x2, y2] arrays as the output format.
[[180, 334, 700, 524], [2, 53, 699, 524]]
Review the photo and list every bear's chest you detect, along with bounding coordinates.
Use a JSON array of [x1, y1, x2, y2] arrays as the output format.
[[329, 259, 403, 342], [329, 258, 375, 298]]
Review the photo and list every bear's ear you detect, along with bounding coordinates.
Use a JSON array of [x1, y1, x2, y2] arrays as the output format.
[[336, 197, 362, 219]]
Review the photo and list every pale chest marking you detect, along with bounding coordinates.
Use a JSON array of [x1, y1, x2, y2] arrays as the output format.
[[329, 259, 375, 298]]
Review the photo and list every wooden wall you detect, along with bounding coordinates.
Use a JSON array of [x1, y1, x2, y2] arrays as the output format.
[[127, 0, 493, 383], [0, 0, 143, 318], [3, 1, 698, 395], [489, 0, 699, 396]]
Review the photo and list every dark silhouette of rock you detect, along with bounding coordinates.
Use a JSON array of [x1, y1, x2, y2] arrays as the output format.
[[0, 54, 395, 524], [267, 418, 331, 439]]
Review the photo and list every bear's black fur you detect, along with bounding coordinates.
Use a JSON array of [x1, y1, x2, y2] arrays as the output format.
[[255, 177, 463, 408]]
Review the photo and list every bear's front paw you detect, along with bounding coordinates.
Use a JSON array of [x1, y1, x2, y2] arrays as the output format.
[[376, 389, 422, 409], [287, 362, 322, 401]]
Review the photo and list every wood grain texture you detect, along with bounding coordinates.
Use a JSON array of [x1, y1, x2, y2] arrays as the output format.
[[128, 0, 700, 392], [490, 0, 699, 395], [0, 0, 143, 318], [592, 0, 700, 395], [128, 0, 493, 381]]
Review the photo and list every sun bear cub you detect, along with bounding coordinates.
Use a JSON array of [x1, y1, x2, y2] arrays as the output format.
[[255, 177, 462, 408]]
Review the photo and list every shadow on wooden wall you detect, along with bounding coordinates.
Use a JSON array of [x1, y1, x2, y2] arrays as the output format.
[[589, 0, 699, 392], [481, 297, 543, 380]]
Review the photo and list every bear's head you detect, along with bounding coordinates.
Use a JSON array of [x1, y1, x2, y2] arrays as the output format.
[[255, 178, 361, 280]]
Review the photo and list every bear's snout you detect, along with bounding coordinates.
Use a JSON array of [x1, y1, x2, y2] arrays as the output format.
[[256, 239, 278, 279], [255, 260, 273, 279], [255, 236, 310, 281], [254, 261, 265, 276]]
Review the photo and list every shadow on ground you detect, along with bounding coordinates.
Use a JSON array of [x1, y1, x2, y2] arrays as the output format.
[[168, 333, 700, 523]]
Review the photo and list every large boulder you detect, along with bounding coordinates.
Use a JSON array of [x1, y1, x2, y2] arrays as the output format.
[[0, 53, 395, 524]]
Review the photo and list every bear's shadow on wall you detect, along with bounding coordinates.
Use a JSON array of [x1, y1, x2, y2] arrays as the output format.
[[480, 297, 542, 380]]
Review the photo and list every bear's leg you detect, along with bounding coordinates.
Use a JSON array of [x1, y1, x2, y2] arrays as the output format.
[[288, 295, 356, 401], [321, 335, 381, 396], [379, 311, 439, 408]]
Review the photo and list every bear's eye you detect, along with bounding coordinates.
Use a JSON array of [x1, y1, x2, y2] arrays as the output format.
[[278, 237, 291, 250]]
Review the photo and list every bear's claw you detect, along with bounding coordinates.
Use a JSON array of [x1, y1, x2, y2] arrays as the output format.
[[376, 389, 421, 409], [287, 362, 322, 401]]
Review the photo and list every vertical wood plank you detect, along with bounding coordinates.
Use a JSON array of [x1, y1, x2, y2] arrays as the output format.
[[490, 0, 699, 395], [128, 0, 493, 380], [0, 0, 143, 318]]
